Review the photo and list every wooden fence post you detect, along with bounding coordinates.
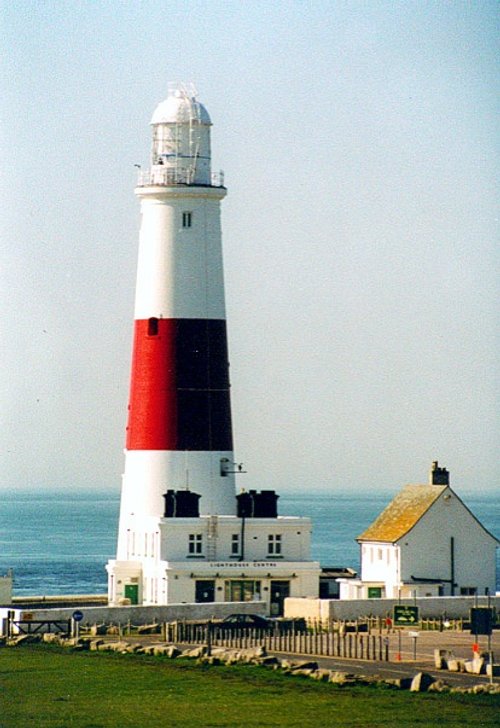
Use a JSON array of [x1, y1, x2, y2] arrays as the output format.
[[206, 621, 212, 657]]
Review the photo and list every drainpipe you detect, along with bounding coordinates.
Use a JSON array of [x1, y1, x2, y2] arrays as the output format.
[[240, 515, 245, 561], [450, 537, 455, 596]]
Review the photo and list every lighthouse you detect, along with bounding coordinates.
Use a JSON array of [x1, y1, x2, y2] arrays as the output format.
[[107, 86, 319, 612]]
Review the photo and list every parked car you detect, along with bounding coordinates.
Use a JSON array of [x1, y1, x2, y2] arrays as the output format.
[[215, 614, 307, 634], [218, 613, 271, 631]]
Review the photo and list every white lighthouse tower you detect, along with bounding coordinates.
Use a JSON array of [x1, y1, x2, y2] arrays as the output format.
[[107, 86, 319, 612]]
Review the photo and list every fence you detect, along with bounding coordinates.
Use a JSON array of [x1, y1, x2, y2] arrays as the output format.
[[167, 622, 390, 662]]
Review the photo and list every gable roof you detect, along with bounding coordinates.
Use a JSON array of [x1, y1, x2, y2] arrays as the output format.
[[357, 484, 447, 543]]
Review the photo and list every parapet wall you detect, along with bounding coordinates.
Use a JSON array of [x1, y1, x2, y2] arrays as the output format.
[[285, 596, 500, 622]]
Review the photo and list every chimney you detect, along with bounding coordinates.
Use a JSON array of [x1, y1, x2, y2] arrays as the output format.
[[430, 461, 449, 486]]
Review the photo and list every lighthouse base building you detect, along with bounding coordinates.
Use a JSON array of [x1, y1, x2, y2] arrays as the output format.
[[107, 496, 319, 614], [106, 86, 319, 613]]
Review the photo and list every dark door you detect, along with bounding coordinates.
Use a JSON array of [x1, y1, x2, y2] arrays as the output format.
[[124, 584, 139, 605], [195, 580, 215, 603], [270, 580, 290, 616]]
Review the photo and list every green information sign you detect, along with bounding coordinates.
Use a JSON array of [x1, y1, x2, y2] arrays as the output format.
[[393, 605, 420, 626], [470, 607, 494, 636]]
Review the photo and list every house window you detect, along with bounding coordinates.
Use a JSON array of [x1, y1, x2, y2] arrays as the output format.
[[460, 586, 477, 596], [268, 534, 282, 556], [188, 534, 203, 555], [224, 580, 261, 602], [231, 534, 240, 556], [182, 211, 192, 228]]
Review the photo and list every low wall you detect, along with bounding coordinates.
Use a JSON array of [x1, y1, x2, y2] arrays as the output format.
[[285, 596, 500, 622], [0, 575, 13, 605], [0, 600, 266, 634]]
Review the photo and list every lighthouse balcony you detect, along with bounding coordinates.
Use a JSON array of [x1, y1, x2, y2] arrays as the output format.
[[137, 167, 225, 188]]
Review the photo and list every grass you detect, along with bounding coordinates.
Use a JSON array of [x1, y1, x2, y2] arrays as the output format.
[[0, 645, 499, 727]]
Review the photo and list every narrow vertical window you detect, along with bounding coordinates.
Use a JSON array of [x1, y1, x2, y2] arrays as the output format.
[[231, 534, 240, 556], [148, 317, 159, 336], [182, 211, 192, 228]]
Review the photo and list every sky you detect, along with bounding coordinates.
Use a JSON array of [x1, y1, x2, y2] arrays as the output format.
[[1, 1, 498, 496]]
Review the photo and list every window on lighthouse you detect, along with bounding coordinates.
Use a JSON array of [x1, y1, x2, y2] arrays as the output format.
[[182, 211, 192, 228], [148, 317, 159, 336]]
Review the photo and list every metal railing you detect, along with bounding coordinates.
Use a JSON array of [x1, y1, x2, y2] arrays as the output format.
[[136, 168, 224, 188]]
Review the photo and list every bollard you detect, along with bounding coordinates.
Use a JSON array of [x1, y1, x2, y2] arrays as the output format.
[[206, 621, 212, 657]]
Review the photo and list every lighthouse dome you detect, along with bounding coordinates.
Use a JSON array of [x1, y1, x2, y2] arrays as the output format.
[[151, 87, 211, 126]]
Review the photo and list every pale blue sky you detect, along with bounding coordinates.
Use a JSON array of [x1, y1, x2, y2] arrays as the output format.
[[1, 1, 498, 494]]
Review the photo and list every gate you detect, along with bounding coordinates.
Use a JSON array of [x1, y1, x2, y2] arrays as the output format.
[[3, 618, 71, 638]]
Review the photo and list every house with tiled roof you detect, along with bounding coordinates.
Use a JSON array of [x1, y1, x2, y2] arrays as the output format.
[[338, 462, 498, 600]]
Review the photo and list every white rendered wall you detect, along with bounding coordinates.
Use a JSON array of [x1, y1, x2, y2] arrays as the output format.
[[116, 514, 313, 566], [108, 557, 320, 607], [359, 488, 498, 597], [117, 450, 236, 550], [398, 489, 497, 595], [360, 543, 401, 596], [285, 596, 500, 622], [158, 516, 312, 563], [134, 188, 227, 320], [110, 512, 318, 606]]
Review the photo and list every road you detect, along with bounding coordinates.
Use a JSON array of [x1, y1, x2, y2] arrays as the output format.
[[266, 628, 499, 688], [98, 627, 500, 689]]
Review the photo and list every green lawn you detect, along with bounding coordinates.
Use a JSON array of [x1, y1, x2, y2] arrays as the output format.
[[0, 645, 498, 727]]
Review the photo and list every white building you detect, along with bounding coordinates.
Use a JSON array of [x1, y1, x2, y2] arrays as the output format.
[[106, 86, 320, 613], [339, 462, 498, 600], [110, 506, 318, 614], [0, 570, 13, 605]]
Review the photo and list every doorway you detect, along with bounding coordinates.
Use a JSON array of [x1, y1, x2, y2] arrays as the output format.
[[124, 584, 139, 605], [195, 580, 215, 603], [270, 580, 290, 616]]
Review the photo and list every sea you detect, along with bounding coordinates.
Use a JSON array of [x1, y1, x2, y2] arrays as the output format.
[[0, 490, 498, 596]]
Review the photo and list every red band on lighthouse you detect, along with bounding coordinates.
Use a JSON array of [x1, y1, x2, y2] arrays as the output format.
[[126, 317, 233, 451]]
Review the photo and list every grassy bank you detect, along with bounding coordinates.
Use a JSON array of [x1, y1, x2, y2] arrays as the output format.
[[0, 645, 499, 727]]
